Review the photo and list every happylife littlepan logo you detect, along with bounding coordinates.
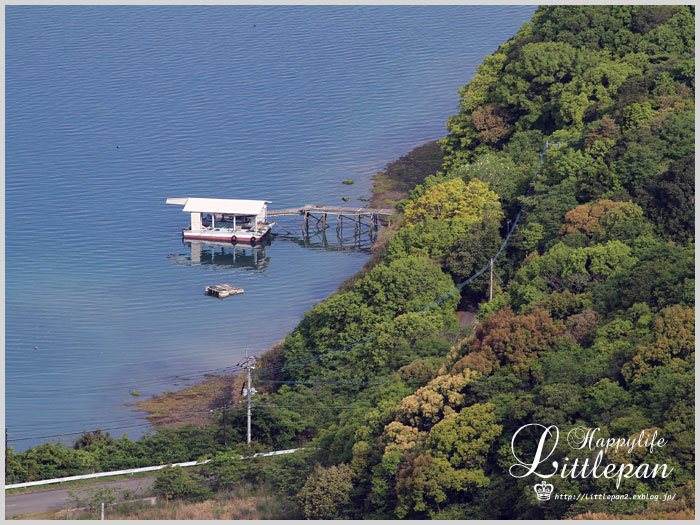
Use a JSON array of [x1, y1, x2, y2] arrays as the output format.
[[509, 424, 673, 497]]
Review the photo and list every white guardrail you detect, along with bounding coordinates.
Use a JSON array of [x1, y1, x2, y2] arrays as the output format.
[[5, 448, 301, 490]]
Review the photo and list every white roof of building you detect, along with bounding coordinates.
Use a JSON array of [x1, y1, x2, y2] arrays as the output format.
[[167, 198, 269, 216]]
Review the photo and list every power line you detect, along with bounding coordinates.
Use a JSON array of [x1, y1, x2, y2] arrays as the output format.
[[7, 403, 359, 443], [7, 378, 371, 442], [227, 141, 553, 379], [253, 334, 378, 379], [253, 405, 360, 410], [7, 423, 153, 442], [7, 405, 234, 442], [8, 364, 246, 398], [10, 359, 244, 379], [257, 379, 384, 386], [247, 144, 553, 378]]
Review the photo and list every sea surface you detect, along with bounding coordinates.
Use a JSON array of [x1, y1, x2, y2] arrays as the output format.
[[5, 5, 536, 450]]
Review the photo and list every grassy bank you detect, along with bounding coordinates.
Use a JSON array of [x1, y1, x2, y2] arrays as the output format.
[[370, 140, 443, 209], [131, 373, 244, 428], [102, 483, 298, 520]]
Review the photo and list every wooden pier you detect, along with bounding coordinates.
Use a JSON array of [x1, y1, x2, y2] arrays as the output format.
[[268, 204, 394, 218], [268, 204, 394, 239]]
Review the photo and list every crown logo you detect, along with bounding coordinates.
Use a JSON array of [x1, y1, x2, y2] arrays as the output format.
[[533, 480, 554, 501]]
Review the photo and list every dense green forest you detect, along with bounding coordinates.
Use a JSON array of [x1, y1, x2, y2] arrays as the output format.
[[7, 5, 694, 520]]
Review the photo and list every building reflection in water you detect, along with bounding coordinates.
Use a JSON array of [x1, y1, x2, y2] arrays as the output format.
[[168, 239, 271, 271]]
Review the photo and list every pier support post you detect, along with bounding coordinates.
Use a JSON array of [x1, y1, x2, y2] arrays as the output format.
[[302, 211, 309, 235]]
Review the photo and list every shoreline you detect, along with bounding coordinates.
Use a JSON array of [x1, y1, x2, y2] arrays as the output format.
[[133, 140, 445, 428], [131, 341, 286, 428]]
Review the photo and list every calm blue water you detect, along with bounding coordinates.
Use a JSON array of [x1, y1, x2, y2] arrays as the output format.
[[6, 5, 536, 450]]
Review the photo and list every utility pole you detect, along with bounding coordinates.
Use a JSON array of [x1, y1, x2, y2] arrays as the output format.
[[222, 403, 228, 448], [489, 257, 494, 301], [5, 428, 8, 471], [245, 349, 255, 446]]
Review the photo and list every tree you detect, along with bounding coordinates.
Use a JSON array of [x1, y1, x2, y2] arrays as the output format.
[[354, 256, 459, 322], [395, 369, 476, 430], [537, 290, 593, 320], [654, 109, 695, 161], [290, 255, 457, 363], [399, 358, 441, 387], [594, 240, 693, 312], [636, 154, 694, 243], [381, 421, 427, 455], [622, 304, 695, 382], [298, 464, 355, 520], [613, 141, 663, 192], [445, 216, 503, 299], [403, 178, 503, 227], [581, 378, 630, 421], [363, 311, 447, 369], [470, 105, 515, 144], [395, 405, 500, 519], [394, 453, 452, 518], [529, 6, 636, 52], [559, 200, 649, 244], [450, 154, 529, 212], [559, 200, 623, 238], [151, 466, 211, 502], [564, 309, 598, 345], [510, 240, 638, 311], [201, 451, 244, 491], [73, 429, 114, 450], [517, 177, 580, 252], [10, 443, 98, 482], [384, 217, 472, 264], [68, 486, 135, 511], [584, 117, 620, 149], [497, 41, 587, 130], [440, 52, 509, 170], [427, 403, 501, 471], [632, 5, 675, 33], [468, 307, 567, 375], [622, 101, 655, 131]]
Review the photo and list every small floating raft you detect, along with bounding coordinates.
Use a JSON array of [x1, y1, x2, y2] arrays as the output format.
[[205, 284, 244, 298]]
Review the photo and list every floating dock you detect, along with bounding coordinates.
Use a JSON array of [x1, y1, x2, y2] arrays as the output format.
[[205, 284, 245, 298]]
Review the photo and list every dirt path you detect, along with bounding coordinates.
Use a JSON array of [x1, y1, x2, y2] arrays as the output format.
[[456, 309, 478, 327], [5, 477, 156, 517]]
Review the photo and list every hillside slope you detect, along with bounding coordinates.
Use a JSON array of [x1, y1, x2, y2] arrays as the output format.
[[265, 5, 695, 519]]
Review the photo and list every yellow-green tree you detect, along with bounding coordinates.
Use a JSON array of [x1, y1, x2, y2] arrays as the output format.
[[622, 304, 695, 382], [427, 403, 502, 472], [403, 178, 503, 227], [396, 369, 476, 430], [395, 403, 501, 518], [298, 464, 355, 519]]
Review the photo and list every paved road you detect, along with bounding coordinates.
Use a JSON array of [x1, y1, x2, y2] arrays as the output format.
[[5, 476, 156, 517]]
